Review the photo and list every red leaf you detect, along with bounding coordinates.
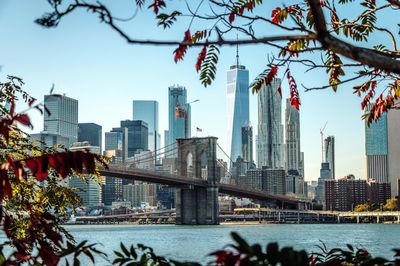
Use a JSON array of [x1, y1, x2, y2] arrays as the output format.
[[195, 43, 208, 72], [148, 0, 166, 14], [173, 30, 191, 63], [278, 86, 282, 97], [287, 70, 301, 110], [229, 12, 235, 23], [14, 113, 32, 128], [0, 169, 12, 203], [264, 66, 278, 86]]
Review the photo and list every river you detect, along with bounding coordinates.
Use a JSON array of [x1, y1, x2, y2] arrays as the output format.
[[60, 223, 400, 265]]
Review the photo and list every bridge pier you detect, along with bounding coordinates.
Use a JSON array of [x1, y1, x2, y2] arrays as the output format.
[[175, 137, 219, 225]]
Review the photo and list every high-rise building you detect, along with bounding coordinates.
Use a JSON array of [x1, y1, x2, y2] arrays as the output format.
[[257, 79, 284, 168], [120, 120, 148, 157], [165, 85, 191, 158], [43, 94, 78, 147], [132, 100, 160, 154], [325, 136, 335, 179], [69, 142, 102, 207], [105, 127, 128, 161], [227, 59, 249, 162], [365, 109, 400, 196], [123, 183, 157, 207], [241, 123, 253, 163], [368, 181, 391, 206], [325, 175, 367, 211], [315, 162, 332, 206], [285, 98, 302, 176], [78, 123, 102, 153]]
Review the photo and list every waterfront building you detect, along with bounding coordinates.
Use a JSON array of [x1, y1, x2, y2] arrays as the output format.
[[132, 100, 160, 154], [165, 85, 191, 158], [105, 127, 128, 161], [325, 175, 367, 211], [315, 162, 332, 207], [43, 94, 78, 147], [241, 123, 253, 163], [368, 181, 391, 206], [365, 108, 400, 197], [120, 120, 148, 157], [285, 98, 303, 176], [69, 142, 102, 207], [325, 136, 335, 179], [123, 183, 157, 207], [286, 170, 306, 197], [78, 123, 102, 153], [257, 79, 284, 168], [243, 169, 263, 190], [239, 167, 285, 195], [227, 58, 249, 162]]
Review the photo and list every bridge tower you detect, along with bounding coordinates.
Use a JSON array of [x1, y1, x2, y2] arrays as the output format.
[[175, 137, 220, 225]]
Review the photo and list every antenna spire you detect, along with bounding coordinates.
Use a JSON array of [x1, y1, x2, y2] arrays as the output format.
[[236, 33, 239, 66]]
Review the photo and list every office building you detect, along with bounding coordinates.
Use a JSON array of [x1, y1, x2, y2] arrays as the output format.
[[241, 123, 253, 163], [285, 98, 303, 176], [123, 183, 157, 207], [78, 123, 102, 153], [239, 167, 285, 195], [105, 127, 128, 161], [257, 79, 284, 168], [43, 94, 78, 147], [120, 120, 148, 157], [325, 175, 367, 211], [286, 170, 306, 197], [69, 142, 102, 207], [365, 108, 400, 196], [165, 85, 191, 157], [315, 162, 332, 206], [132, 100, 161, 153], [368, 181, 391, 206], [227, 58, 249, 162], [325, 136, 335, 179]]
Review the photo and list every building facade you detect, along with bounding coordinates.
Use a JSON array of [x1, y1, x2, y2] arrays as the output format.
[[365, 109, 400, 196], [257, 79, 284, 168], [43, 94, 78, 147], [120, 120, 148, 157], [285, 98, 302, 176], [241, 124, 253, 163], [325, 176, 368, 211], [78, 123, 102, 153], [325, 136, 335, 179], [165, 85, 191, 157], [227, 63, 249, 162], [105, 127, 128, 161], [123, 183, 157, 207], [132, 100, 160, 154]]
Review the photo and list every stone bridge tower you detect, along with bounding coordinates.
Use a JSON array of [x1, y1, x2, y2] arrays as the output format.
[[175, 137, 219, 225]]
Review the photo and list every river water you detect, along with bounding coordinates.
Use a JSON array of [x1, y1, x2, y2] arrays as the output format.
[[60, 223, 400, 265]]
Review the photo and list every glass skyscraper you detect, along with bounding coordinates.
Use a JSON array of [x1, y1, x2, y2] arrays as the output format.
[[257, 79, 284, 169], [105, 127, 128, 161], [132, 100, 160, 153], [43, 94, 78, 147], [285, 98, 302, 176], [120, 120, 148, 157], [165, 85, 191, 157], [78, 123, 102, 153], [325, 136, 335, 179], [227, 64, 249, 162]]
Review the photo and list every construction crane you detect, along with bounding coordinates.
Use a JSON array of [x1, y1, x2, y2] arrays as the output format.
[[320, 121, 328, 162]]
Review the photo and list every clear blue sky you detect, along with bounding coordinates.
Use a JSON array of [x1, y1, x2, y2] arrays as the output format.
[[0, 0, 377, 181]]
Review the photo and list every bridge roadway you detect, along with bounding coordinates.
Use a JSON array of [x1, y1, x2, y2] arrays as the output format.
[[99, 165, 303, 206]]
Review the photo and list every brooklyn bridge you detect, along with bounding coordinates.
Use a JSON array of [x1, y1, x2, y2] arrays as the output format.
[[99, 137, 308, 225]]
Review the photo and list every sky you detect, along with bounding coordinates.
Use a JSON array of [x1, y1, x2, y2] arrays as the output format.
[[0, 0, 385, 181]]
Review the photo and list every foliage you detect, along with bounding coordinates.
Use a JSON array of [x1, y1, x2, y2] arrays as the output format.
[[384, 198, 398, 211], [354, 203, 369, 212], [110, 232, 400, 266], [0, 76, 108, 265], [36, 0, 400, 124]]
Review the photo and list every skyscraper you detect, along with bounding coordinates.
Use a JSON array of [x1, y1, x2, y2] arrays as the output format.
[[132, 100, 160, 153], [325, 136, 335, 179], [78, 123, 102, 153], [120, 120, 148, 157], [165, 85, 191, 157], [365, 109, 400, 196], [43, 94, 78, 147], [227, 57, 249, 162], [257, 79, 284, 168], [285, 98, 302, 176], [241, 123, 253, 163], [105, 127, 128, 161]]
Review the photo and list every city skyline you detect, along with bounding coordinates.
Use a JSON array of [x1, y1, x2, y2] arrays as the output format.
[[0, 1, 367, 181]]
